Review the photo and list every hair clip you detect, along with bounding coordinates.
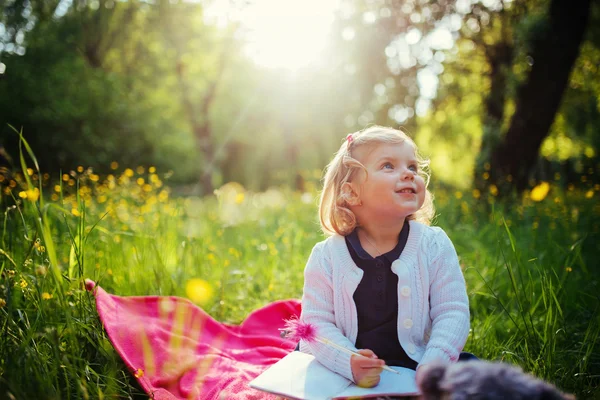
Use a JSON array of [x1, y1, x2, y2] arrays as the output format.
[[346, 134, 354, 144]]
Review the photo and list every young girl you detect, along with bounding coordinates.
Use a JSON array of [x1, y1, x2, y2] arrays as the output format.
[[299, 126, 470, 388]]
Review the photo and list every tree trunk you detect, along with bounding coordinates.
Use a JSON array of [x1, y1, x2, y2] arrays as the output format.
[[488, 0, 592, 192], [474, 40, 513, 191]]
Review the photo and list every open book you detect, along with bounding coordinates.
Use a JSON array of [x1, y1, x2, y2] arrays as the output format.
[[249, 351, 419, 399]]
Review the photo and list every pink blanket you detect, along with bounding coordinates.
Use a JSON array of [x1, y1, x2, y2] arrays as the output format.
[[85, 280, 301, 399]]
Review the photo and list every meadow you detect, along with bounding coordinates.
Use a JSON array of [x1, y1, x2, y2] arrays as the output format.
[[0, 155, 599, 399]]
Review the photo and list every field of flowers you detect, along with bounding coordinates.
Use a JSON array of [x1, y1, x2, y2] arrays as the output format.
[[1, 154, 599, 399]]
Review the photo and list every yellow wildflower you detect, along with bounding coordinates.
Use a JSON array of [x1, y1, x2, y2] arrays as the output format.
[[530, 182, 550, 202], [19, 278, 27, 288], [186, 278, 214, 305], [71, 208, 81, 217], [472, 189, 481, 199], [42, 292, 53, 300], [110, 161, 119, 170], [19, 187, 40, 201], [489, 184, 498, 197], [149, 166, 156, 173], [235, 192, 245, 204], [158, 190, 169, 202], [585, 190, 594, 199], [0, 298, 5, 308], [124, 168, 134, 177]]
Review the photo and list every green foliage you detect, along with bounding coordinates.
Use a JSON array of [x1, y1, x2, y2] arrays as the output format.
[[0, 0, 599, 191]]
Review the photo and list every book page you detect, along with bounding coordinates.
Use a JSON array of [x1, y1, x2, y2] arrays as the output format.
[[249, 351, 353, 400], [333, 367, 419, 399]]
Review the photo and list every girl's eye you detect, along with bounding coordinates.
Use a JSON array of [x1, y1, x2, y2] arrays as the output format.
[[408, 164, 418, 172], [382, 162, 394, 169]]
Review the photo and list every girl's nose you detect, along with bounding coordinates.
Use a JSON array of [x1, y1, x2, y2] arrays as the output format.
[[401, 167, 415, 180]]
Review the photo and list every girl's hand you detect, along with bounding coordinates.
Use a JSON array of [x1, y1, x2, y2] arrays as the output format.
[[351, 349, 385, 388]]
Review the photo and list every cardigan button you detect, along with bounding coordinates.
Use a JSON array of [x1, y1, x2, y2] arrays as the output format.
[[400, 286, 411, 297], [407, 343, 416, 354], [403, 318, 413, 329]]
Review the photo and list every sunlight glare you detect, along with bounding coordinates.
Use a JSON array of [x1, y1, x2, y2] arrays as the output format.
[[218, 0, 341, 70]]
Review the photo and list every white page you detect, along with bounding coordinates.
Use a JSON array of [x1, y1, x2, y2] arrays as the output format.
[[249, 351, 353, 400], [333, 366, 419, 399]]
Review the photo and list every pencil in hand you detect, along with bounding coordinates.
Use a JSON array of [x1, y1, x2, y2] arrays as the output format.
[[280, 318, 402, 376]]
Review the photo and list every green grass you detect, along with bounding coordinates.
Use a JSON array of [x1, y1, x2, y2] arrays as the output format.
[[0, 158, 599, 399]]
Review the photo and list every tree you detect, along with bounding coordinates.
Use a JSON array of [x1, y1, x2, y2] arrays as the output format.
[[485, 0, 593, 191], [155, 0, 238, 195]]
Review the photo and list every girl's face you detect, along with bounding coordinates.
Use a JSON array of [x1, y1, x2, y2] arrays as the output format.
[[349, 141, 426, 225]]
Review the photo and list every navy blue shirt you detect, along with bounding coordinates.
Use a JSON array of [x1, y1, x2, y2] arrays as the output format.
[[345, 222, 418, 370]]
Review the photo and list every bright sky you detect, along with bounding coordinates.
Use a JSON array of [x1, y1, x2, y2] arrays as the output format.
[[206, 0, 341, 70]]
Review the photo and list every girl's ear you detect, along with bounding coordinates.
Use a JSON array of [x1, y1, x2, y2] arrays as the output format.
[[341, 182, 361, 206]]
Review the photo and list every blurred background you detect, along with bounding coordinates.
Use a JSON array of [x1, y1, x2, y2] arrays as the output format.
[[0, 0, 597, 196], [2, 2, 600, 398]]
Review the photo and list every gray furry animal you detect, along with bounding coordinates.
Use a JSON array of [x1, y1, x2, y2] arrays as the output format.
[[416, 361, 575, 400]]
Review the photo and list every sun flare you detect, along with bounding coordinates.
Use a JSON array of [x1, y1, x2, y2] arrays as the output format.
[[208, 0, 341, 70]]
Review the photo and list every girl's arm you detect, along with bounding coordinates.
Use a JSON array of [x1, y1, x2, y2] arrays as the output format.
[[299, 243, 358, 381], [420, 228, 470, 367]]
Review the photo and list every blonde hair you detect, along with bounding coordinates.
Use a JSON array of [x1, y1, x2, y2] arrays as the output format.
[[319, 125, 435, 236]]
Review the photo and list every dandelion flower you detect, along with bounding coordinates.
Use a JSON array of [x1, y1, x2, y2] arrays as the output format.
[[186, 278, 213, 305], [530, 182, 550, 202], [489, 185, 499, 197]]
